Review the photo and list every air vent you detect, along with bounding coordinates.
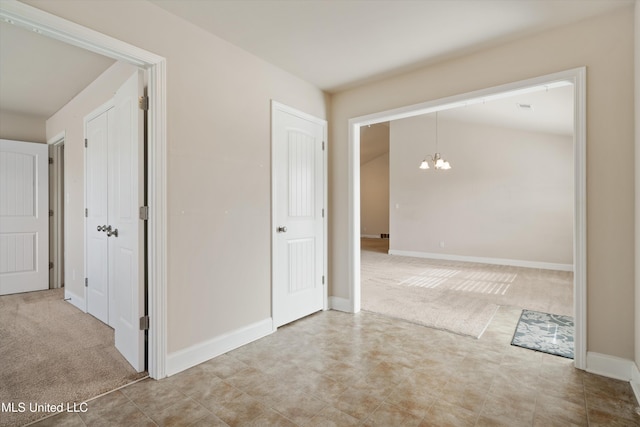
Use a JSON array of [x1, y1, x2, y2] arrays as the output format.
[[516, 103, 534, 111]]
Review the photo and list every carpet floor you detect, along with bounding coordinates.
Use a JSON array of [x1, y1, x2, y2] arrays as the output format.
[[361, 238, 573, 338], [0, 288, 146, 427]]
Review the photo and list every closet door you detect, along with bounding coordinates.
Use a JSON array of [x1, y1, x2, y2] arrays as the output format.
[[84, 71, 145, 372], [86, 108, 113, 325], [111, 70, 145, 372]]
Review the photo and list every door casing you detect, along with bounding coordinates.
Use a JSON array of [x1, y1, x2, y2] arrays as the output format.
[[346, 67, 587, 370], [48, 132, 65, 290]]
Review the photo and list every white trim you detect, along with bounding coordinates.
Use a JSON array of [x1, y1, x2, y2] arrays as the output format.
[[47, 131, 65, 146], [388, 249, 574, 272], [361, 234, 385, 239], [64, 289, 86, 313], [631, 363, 640, 405], [270, 101, 329, 324], [329, 296, 352, 312], [348, 68, 587, 369], [586, 352, 636, 381], [0, 0, 168, 379], [48, 132, 65, 289], [166, 318, 274, 377]]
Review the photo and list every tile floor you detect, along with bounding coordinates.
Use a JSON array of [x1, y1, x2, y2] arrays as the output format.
[[30, 308, 640, 426]]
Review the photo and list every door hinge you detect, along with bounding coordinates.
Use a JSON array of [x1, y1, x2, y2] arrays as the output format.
[[84, 138, 88, 148], [49, 262, 53, 269], [85, 208, 88, 217], [139, 315, 150, 331], [139, 206, 149, 221], [85, 278, 88, 287], [322, 208, 324, 218], [139, 96, 149, 111], [322, 141, 325, 151], [49, 157, 53, 165], [49, 210, 54, 217], [322, 275, 325, 285]]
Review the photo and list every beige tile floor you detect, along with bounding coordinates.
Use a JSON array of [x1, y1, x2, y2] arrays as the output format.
[[31, 308, 640, 427]]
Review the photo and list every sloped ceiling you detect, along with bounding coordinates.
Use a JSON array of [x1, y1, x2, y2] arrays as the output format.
[[0, 20, 115, 119], [150, 0, 632, 92], [1, 0, 630, 126]]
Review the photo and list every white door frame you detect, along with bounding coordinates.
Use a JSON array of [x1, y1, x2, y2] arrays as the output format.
[[271, 101, 329, 327], [347, 68, 587, 370], [48, 131, 65, 289], [0, 1, 168, 379]]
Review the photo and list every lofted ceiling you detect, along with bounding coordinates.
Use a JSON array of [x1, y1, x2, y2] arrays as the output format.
[[361, 84, 575, 164]]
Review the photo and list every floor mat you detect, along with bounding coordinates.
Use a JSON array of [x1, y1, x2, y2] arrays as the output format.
[[511, 309, 574, 359]]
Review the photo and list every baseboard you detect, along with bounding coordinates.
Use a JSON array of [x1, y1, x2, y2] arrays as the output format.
[[166, 318, 274, 377], [64, 289, 85, 312], [361, 234, 381, 239], [586, 351, 635, 381], [329, 296, 353, 312], [388, 249, 573, 272], [631, 363, 640, 405]]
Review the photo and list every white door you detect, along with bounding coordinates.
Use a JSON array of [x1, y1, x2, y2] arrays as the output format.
[[272, 103, 326, 328], [111, 70, 145, 372], [0, 139, 49, 295], [84, 70, 145, 372], [86, 109, 112, 325]]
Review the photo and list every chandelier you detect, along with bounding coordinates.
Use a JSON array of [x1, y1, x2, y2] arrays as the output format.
[[419, 112, 451, 170]]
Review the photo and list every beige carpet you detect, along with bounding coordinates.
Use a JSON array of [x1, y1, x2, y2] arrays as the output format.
[[0, 289, 146, 427], [361, 238, 573, 338]]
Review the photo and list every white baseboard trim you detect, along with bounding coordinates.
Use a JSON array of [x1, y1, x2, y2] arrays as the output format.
[[64, 289, 85, 312], [388, 249, 573, 272], [586, 351, 636, 381], [361, 234, 383, 239], [631, 363, 640, 405], [329, 296, 353, 312], [166, 318, 274, 377]]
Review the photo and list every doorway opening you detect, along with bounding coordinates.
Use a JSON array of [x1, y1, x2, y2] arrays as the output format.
[[348, 68, 587, 369], [49, 134, 65, 290], [0, 1, 167, 379]]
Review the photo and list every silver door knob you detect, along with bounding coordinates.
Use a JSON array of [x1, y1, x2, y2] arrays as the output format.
[[277, 226, 287, 233], [106, 227, 119, 238]]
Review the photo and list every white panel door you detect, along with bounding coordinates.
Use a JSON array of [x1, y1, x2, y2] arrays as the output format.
[[86, 109, 112, 325], [0, 139, 48, 295], [112, 70, 145, 372], [272, 104, 326, 328]]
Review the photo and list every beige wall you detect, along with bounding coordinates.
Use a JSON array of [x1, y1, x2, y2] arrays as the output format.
[[331, 7, 635, 359], [46, 61, 139, 302], [389, 116, 573, 266], [360, 122, 390, 237], [0, 110, 46, 143], [26, 0, 328, 355], [635, 0, 639, 369], [360, 152, 390, 237]]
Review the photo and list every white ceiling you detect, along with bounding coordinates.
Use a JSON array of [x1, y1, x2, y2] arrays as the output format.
[[0, 20, 115, 118], [150, 0, 632, 92], [361, 84, 574, 164], [0, 0, 629, 124]]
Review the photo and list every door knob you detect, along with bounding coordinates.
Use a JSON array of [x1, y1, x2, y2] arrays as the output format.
[[97, 225, 104, 232], [106, 227, 119, 238], [277, 226, 287, 233]]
